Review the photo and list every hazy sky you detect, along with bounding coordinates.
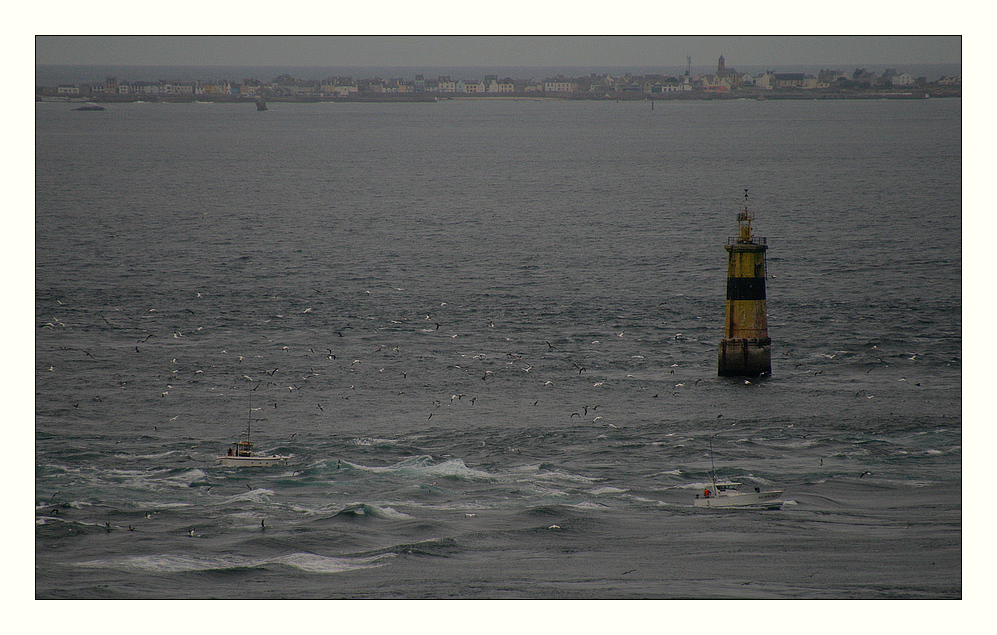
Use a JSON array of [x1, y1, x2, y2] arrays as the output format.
[[35, 35, 961, 68]]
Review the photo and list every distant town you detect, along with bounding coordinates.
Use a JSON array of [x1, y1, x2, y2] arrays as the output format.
[[37, 56, 961, 102]]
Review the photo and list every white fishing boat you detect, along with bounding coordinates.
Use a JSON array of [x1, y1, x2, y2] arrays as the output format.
[[216, 404, 289, 467], [694, 479, 783, 509], [693, 435, 783, 509]]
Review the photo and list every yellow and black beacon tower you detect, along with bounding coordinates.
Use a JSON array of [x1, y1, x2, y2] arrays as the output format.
[[718, 190, 771, 377]]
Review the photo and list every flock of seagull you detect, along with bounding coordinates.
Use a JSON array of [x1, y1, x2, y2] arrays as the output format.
[[37, 292, 920, 542], [39, 292, 925, 435]]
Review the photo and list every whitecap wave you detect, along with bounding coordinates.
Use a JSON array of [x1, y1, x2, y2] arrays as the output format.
[[903, 480, 937, 487], [520, 485, 569, 498], [626, 495, 670, 506], [76, 552, 393, 574], [588, 486, 628, 495], [336, 503, 414, 520], [216, 488, 275, 504], [350, 456, 494, 480], [164, 468, 210, 487], [276, 552, 394, 573], [533, 470, 598, 485], [114, 450, 180, 460], [647, 469, 683, 477], [136, 500, 192, 509], [348, 437, 398, 446], [778, 439, 819, 449]]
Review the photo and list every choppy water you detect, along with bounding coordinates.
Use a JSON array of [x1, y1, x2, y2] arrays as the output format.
[[35, 97, 961, 599]]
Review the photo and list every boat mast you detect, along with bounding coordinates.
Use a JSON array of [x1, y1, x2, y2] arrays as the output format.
[[709, 433, 718, 489], [246, 393, 252, 444]]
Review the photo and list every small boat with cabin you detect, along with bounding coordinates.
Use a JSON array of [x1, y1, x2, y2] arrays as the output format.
[[694, 479, 783, 509], [693, 434, 783, 509], [216, 403, 288, 467]]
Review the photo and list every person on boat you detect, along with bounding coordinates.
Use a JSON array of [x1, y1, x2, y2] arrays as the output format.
[[228, 448, 233, 456]]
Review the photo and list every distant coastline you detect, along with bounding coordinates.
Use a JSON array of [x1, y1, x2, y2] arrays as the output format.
[[35, 60, 962, 102], [35, 62, 963, 85], [36, 91, 956, 104]]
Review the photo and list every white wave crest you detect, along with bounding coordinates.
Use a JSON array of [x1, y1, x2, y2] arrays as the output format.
[[351, 456, 494, 480], [164, 468, 209, 486], [588, 486, 628, 495], [534, 470, 598, 485], [338, 503, 414, 520], [136, 501, 192, 509], [114, 450, 180, 460], [76, 552, 393, 574], [217, 488, 275, 504], [422, 458, 493, 480], [348, 437, 397, 446], [647, 469, 683, 477], [275, 552, 394, 573]]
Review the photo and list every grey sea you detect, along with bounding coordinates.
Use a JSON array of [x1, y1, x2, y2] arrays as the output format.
[[35, 96, 961, 603]]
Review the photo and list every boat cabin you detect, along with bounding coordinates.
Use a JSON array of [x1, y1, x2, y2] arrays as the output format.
[[714, 481, 743, 494], [699, 481, 766, 498], [226, 440, 254, 457], [699, 481, 750, 499]]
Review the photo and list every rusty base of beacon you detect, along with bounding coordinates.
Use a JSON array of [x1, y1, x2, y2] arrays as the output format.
[[718, 337, 771, 377]]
